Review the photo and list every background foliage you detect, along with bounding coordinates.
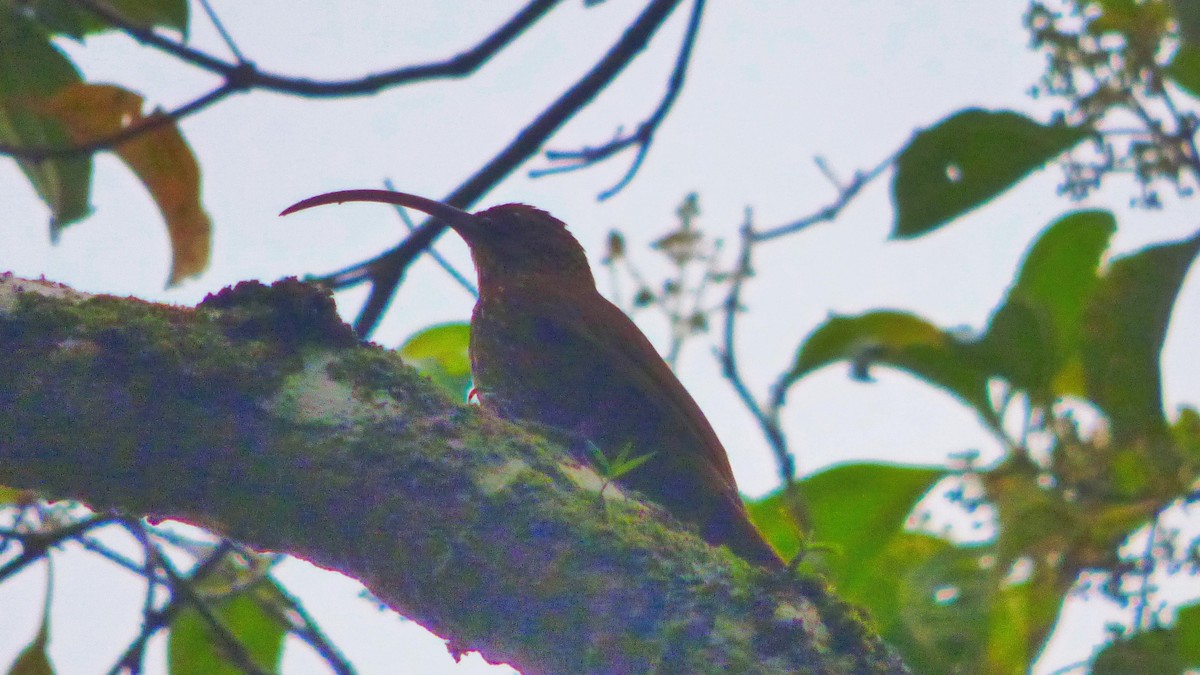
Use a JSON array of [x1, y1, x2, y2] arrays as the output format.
[[2, 0, 1200, 673]]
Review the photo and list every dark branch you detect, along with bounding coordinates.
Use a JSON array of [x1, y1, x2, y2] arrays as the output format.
[[264, 583, 357, 675], [0, 0, 563, 160], [105, 538, 237, 675], [76, 532, 165, 582], [318, 0, 689, 337], [529, 0, 705, 200], [70, 0, 563, 97], [0, 513, 117, 583], [0, 275, 910, 674], [152, 537, 273, 675]]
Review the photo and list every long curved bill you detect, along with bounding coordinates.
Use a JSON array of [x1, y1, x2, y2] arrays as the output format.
[[280, 189, 481, 235]]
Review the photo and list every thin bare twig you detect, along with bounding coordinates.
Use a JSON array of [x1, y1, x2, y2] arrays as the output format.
[[112, 520, 165, 675], [530, 0, 706, 200], [714, 209, 809, 534], [710, 152, 895, 533], [4, 0, 689, 340], [752, 154, 895, 241], [0, 513, 117, 584], [77, 533, 166, 582], [259, 582, 357, 675], [1044, 659, 1091, 675], [317, 0, 688, 337], [197, 0, 247, 64], [715, 212, 791, 477], [132, 524, 355, 674], [131, 527, 162, 648], [1131, 516, 1160, 632]]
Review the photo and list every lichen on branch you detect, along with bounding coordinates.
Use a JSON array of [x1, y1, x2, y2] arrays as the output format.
[[0, 274, 906, 674]]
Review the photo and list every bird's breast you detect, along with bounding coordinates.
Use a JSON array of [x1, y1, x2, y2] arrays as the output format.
[[470, 297, 592, 424]]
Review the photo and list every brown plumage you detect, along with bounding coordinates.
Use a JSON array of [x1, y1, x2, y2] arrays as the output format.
[[283, 190, 783, 568]]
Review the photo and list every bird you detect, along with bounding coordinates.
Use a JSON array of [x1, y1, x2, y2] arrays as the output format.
[[282, 190, 784, 568]]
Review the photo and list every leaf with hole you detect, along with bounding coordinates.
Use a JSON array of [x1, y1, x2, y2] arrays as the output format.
[[892, 109, 1089, 238]]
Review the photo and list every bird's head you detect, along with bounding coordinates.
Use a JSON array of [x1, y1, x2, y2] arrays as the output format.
[[282, 189, 594, 293]]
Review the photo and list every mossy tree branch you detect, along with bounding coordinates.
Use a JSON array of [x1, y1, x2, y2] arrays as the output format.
[[0, 274, 907, 674]]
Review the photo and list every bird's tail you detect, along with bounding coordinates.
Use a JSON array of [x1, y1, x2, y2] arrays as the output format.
[[706, 499, 786, 569]]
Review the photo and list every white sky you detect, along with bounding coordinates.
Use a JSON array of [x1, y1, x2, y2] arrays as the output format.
[[2, 1, 1199, 672]]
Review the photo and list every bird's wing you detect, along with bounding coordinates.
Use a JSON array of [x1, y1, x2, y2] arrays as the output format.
[[572, 293, 740, 494]]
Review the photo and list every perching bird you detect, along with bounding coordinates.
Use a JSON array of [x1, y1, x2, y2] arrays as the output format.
[[282, 190, 783, 568]]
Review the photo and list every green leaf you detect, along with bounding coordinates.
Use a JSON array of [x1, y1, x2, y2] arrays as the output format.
[[983, 455, 1077, 563], [853, 532, 952, 645], [896, 545, 996, 673], [745, 490, 806, 560], [1176, 601, 1200, 665], [593, 443, 654, 480], [979, 210, 1116, 400], [1081, 231, 1200, 443], [976, 299, 1056, 402], [889, 544, 1063, 675], [0, 0, 89, 38], [748, 463, 946, 649], [167, 592, 286, 675], [103, 0, 189, 33], [891, 109, 1089, 238], [0, 485, 26, 505], [399, 322, 473, 400], [0, 8, 91, 231], [803, 462, 944, 576], [751, 464, 1066, 675], [1167, 42, 1200, 100], [748, 462, 942, 575], [1089, 0, 1166, 35], [1171, 406, 1200, 462], [3, 0, 189, 39], [1092, 628, 1187, 675], [1091, 600, 1200, 673], [1004, 211, 1115, 350], [1172, 0, 1200, 43], [787, 311, 998, 425], [985, 568, 1066, 674]]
